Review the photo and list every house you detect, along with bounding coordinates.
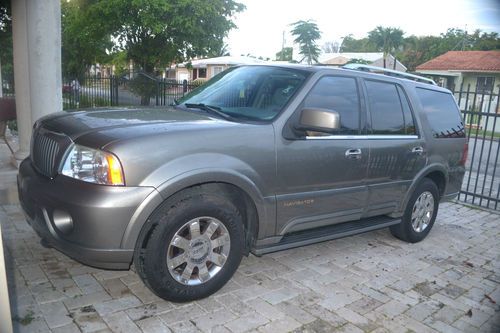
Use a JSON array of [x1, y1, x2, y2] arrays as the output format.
[[175, 56, 266, 81], [318, 52, 407, 72], [417, 51, 500, 134], [415, 51, 500, 94]]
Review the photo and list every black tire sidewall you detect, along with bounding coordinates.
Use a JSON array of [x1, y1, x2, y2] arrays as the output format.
[[143, 193, 244, 302], [402, 179, 439, 242]]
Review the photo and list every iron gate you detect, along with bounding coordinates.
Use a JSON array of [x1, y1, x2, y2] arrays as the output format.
[[455, 83, 500, 210], [62, 74, 198, 110]]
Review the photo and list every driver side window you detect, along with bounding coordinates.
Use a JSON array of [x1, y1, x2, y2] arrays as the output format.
[[303, 76, 361, 135]]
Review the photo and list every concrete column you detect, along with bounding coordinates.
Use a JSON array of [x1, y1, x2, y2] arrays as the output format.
[[12, 0, 32, 160], [0, 225, 13, 333], [11, 0, 62, 164]]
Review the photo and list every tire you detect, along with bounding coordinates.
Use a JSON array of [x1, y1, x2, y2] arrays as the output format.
[[135, 187, 244, 302], [390, 178, 439, 243]]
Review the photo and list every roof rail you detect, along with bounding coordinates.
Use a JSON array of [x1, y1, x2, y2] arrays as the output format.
[[342, 64, 436, 85]]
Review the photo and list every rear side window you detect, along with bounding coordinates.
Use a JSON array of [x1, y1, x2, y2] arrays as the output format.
[[416, 88, 465, 138], [303, 76, 360, 135], [365, 80, 415, 135]]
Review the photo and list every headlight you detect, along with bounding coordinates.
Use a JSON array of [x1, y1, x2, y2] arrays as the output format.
[[61, 144, 125, 186]]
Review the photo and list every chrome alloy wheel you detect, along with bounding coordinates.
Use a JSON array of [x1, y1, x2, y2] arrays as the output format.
[[167, 217, 230, 286], [411, 191, 435, 233]]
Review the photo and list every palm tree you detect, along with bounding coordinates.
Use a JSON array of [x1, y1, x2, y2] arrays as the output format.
[[368, 26, 404, 69], [290, 20, 322, 65]]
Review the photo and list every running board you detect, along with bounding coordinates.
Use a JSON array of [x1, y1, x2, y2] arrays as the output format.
[[252, 216, 401, 256]]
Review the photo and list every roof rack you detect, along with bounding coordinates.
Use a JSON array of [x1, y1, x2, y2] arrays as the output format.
[[342, 64, 436, 85]]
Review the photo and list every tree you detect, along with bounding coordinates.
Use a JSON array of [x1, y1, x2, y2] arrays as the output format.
[[62, 0, 244, 104], [0, 0, 12, 91], [207, 43, 230, 58], [61, 0, 113, 80], [341, 35, 376, 53], [346, 58, 371, 65], [368, 26, 404, 68], [95, 0, 243, 70], [275, 47, 293, 61], [100, 0, 244, 104], [290, 20, 321, 65], [322, 41, 340, 53]]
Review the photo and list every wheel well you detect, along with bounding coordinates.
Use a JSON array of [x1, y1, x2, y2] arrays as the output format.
[[425, 171, 446, 197], [206, 182, 259, 255], [135, 182, 259, 257]]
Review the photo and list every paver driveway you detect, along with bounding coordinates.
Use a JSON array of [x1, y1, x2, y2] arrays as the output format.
[[1, 202, 499, 333]]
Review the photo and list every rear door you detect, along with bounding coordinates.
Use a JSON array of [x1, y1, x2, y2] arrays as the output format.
[[362, 79, 427, 217]]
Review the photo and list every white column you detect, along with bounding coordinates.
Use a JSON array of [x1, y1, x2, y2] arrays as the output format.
[[11, 0, 62, 164], [0, 225, 13, 333], [11, 0, 31, 160]]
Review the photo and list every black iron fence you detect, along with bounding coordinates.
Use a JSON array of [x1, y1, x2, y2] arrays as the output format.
[[454, 83, 500, 210], [63, 76, 118, 109], [63, 74, 200, 109], [1, 80, 15, 97]]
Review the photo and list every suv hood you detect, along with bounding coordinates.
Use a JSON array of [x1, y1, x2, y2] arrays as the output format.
[[39, 107, 224, 140]]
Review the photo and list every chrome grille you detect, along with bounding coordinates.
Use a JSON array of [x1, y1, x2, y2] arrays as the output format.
[[31, 128, 68, 178]]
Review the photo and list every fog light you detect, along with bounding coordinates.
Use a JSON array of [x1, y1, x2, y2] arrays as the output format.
[[52, 210, 73, 235]]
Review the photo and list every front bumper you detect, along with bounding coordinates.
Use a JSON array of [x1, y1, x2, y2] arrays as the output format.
[[17, 158, 155, 269]]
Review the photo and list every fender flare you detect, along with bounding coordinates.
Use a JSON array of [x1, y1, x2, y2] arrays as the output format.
[[120, 168, 270, 250], [399, 163, 448, 212]]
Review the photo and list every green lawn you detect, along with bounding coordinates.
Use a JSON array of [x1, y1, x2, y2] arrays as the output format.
[[468, 129, 500, 139]]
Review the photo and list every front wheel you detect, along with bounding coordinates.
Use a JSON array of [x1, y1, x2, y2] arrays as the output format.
[[390, 178, 439, 243], [136, 189, 244, 302]]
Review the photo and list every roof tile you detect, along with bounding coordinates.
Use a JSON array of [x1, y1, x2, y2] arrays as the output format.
[[416, 51, 500, 71]]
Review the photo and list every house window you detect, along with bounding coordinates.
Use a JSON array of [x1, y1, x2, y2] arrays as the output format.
[[477, 76, 494, 93], [198, 68, 207, 78], [212, 66, 224, 77], [192, 69, 198, 80]]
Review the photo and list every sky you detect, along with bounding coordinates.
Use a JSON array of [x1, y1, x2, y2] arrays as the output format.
[[226, 0, 500, 59]]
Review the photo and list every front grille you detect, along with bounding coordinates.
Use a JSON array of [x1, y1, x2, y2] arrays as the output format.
[[31, 128, 71, 178]]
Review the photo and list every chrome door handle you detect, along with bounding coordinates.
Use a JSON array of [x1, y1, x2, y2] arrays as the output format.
[[345, 148, 362, 159], [411, 146, 424, 155]]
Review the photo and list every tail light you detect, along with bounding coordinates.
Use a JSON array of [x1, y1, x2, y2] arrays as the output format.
[[459, 141, 468, 166]]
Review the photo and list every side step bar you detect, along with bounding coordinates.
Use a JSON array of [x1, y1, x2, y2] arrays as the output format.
[[252, 216, 401, 256]]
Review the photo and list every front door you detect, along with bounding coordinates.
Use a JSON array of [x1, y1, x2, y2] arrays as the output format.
[[276, 75, 369, 235]]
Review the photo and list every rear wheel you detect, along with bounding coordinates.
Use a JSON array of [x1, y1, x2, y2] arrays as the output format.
[[390, 178, 439, 243], [135, 188, 244, 302]]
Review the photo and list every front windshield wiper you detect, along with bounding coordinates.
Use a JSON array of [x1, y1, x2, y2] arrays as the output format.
[[184, 103, 234, 121]]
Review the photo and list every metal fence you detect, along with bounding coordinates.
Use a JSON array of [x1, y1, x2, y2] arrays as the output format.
[[63, 74, 199, 109], [63, 76, 118, 109], [454, 83, 500, 210], [1, 80, 15, 97]]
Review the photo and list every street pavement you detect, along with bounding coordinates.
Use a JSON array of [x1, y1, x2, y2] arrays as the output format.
[[1, 201, 499, 333]]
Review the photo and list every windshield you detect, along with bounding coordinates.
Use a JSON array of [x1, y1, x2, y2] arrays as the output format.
[[177, 66, 309, 121]]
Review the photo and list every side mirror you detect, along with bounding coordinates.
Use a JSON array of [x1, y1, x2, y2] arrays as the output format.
[[295, 108, 340, 134]]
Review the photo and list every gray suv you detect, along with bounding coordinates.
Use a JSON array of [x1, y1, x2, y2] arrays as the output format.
[[18, 64, 467, 302]]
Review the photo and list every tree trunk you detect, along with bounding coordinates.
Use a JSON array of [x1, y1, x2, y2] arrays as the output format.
[[140, 63, 154, 106], [141, 95, 150, 106], [393, 56, 397, 70]]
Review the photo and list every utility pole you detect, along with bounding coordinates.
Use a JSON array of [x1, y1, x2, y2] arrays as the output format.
[[279, 30, 285, 60], [282, 30, 285, 52]]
